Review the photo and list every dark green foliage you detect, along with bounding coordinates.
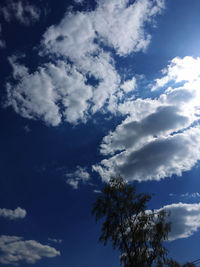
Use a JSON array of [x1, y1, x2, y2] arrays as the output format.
[[157, 258, 196, 267], [92, 176, 171, 267], [165, 258, 181, 267], [182, 263, 196, 267]]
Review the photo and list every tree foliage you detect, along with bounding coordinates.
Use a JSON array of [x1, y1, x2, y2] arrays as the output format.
[[92, 176, 171, 267], [182, 263, 196, 267]]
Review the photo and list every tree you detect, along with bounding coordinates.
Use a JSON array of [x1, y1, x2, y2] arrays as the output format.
[[92, 176, 171, 267], [163, 259, 196, 267], [165, 258, 181, 267], [182, 263, 196, 267]]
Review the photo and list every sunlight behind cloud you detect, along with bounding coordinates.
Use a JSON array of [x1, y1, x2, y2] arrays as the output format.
[[152, 56, 200, 90], [94, 56, 200, 182]]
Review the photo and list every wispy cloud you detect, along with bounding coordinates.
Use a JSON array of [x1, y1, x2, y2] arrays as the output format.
[[0, 235, 60, 265], [48, 238, 62, 244], [24, 124, 30, 133], [180, 192, 200, 198], [0, 0, 40, 26], [0, 24, 5, 48], [93, 189, 102, 194], [170, 192, 200, 199], [73, 0, 85, 4], [0, 207, 26, 220], [66, 166, 90, 189], [0, 39, 5, 48]]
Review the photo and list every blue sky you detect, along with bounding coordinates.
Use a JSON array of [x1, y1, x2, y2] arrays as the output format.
[[1, 0, 200, 266]]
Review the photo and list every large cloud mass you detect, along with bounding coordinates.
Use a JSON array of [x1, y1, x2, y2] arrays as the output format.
[[94, 57, 200, 182], [6, 0, 164, 126]]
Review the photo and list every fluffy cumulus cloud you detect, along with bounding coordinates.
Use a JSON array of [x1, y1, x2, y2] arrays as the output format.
[[0, 235, 60, 265], [0, 207, 26, 220], [41, 0, 164, 57], [0, 0, 40, 26], [6, 0, 164, 126], [94, 56, 200, 182], [66, 166, 90, 189], [159, 203, 200, 241], [6, 56, 94, 126], [120, 77, 137, 93]]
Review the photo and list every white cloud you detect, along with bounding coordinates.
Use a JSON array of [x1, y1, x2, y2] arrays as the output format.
[[66, 179, 79, 190], [94, 56, 200, 182], [6, 57, 93, 126], [93, 189, 102, 194], [6, 58, 61, 126], [0, 0, 40, 26], [169, 192, 200, 199], [6, 53, 119, 126], [158, 203, 200, 241], [0, 207, 26, 220], [41, 11, 97, 61], [0, 235, 60, 265], [180, 192, 200, 198], [94, 0, 164, 56], [100, 105, 190, 156], [94, 127, 200, 182], [42, 0, 164, 57], [152, 56, 200, 91], [73, 0, 85, 4], [6, 0, 164, 126], [48, 238, 62, 244], [66, 166, 90, 189], [121, 77, 137, 93]]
